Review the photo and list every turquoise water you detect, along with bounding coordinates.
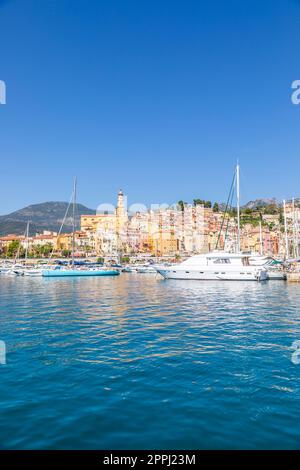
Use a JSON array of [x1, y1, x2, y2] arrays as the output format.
[[1, 274, 300, 449]]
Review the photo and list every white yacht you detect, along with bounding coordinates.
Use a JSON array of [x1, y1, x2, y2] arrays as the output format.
[[155, 251, 268, 281]]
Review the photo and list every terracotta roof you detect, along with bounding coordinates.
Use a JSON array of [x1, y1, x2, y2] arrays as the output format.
[[34, 234, 56, 240], [0, 235, 24, 241]]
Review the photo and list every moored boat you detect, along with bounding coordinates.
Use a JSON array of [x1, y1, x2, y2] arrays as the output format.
[[40, 178, 121, 278], [42, 268, 119, 277], [155, 251, 267, 281]]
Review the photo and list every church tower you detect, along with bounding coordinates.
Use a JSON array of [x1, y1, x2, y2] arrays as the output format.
[[116, 190, 128, 254], [117, 190, 124, 215]]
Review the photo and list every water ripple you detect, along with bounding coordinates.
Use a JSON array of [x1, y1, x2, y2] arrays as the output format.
[[1, 275, 300, 449]]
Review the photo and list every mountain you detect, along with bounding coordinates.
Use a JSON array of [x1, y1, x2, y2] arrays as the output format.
[[213, 198, 281, 212], [0, 202, 95, 236], [243, 198, 280, 209]]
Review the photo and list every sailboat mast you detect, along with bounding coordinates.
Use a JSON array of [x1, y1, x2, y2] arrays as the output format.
[[236, 163, 241, 252], [25, 221, 30, 262], [259, 220, 263, 255], [72, 177, 77, 267], [292, 197, 297, 258], [295, 199, 299, 258], [283, 199, 289, 259]]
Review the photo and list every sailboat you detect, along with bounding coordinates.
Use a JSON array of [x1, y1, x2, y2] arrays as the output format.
[[155, 164, 268, 281], [10, 221, 35, 275], [16, 222, 46, 276], [42, 178, 119, 277]]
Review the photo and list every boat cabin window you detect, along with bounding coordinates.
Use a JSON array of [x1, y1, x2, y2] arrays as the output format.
[[213, 258, 230, 264], [242, 257, 250, 266]]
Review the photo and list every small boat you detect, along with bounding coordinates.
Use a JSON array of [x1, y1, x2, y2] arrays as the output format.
[[23, 268, 44, 277], [122, 266, 135, 273], [136, 265, 157, 273], [11, 264, 27, 276], [0, 265, 13, 274]]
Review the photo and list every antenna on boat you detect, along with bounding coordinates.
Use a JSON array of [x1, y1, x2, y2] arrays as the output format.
[[236, 162, 241, 253], [72, 177, 77, 267]]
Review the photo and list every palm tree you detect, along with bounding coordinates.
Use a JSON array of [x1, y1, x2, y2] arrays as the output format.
[[193, 199, 205, 206], [178, 200, 186, 211]]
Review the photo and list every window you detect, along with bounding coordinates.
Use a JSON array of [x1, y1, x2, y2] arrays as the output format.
[[213, 258, 230, 264]]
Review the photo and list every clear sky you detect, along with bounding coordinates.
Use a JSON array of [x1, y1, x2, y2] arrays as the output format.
[[0, 0, 300, 214]]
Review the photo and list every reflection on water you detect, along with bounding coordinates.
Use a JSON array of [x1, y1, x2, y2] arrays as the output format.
[[0, 274, 300, 449]]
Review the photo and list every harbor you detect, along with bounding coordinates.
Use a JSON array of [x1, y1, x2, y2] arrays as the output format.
[[1, 168, 298, 281], [1, 0, 300, 457]]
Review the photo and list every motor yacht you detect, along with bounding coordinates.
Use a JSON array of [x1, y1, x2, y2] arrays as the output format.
[[155, 251, 267, 281]]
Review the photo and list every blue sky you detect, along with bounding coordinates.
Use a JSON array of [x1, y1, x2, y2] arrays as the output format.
[[0, 0, 299, 214]]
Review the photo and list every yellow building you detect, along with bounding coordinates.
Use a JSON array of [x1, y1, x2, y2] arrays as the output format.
[[56, 233, 72, 251], [80, 190, 128, 256], [80, 215, 100, 232], [149, 230, 179, 256]]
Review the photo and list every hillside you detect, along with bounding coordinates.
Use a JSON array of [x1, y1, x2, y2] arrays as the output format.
[[0, 202, 95, 236], [243, 198, 280, 209]]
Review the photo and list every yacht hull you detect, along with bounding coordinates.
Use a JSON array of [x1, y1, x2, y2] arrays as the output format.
[[266, 271, 287, 280], [42, 269, 120, 277], [156, 268, 267, 281], [23, 270, 43, 276]]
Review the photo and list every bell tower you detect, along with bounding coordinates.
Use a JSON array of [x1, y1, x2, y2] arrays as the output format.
[[116, 190, 128, 254], [117, 189, 124, 213]]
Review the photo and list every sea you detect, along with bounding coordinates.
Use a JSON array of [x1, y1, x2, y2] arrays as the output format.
[[0, 274, 300, 449]]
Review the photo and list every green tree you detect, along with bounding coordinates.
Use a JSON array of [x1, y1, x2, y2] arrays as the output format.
[[193, 199, 205, 206], [7, 240, 22, 258], [177, 200, 185, 211], [40, 244, 53, 257], [264, 203, 279, 215], [242, 208, 253, 215], [213, 202, 219, 212], [204, 200, 212, 208], [31, 245, 41, 258], [61, 249, 71, 258], [279, 208, 284, 225]]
